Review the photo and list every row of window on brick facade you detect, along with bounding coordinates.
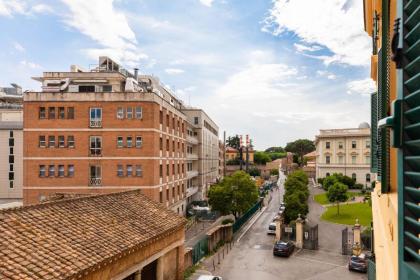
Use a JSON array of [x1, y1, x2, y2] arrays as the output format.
[[159, 184, 185, 203], [159, 110, 185, 132], [159, 163, 186, 177], [39, 164, 144, 178], [38, 106, 143, 120]]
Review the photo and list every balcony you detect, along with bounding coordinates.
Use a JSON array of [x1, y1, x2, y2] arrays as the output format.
[[90, 120, 102, 128], [186, 136, 199, 145], [89, 178, 102, 186], [187, 153, 199, 160], [186, 186, 199, 198], [187, 170, 198, 179]]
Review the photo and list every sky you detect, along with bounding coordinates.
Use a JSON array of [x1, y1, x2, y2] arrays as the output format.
[[0, 0, 375, 150]]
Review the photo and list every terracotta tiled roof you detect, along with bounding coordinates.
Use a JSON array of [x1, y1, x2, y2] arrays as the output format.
[[0, 190, 186, 280], [225, 146, 238, 152]]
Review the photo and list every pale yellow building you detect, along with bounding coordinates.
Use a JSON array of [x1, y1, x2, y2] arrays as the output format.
[[315, 123, 375, 185]]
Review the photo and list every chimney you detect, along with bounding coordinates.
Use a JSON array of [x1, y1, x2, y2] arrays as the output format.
[[246, 135, 249, 147], [134, 68, 139, 80]]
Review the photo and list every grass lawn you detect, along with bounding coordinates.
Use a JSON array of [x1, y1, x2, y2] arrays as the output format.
[[321, 202, 372, 226], [313, 192, 364, 205]]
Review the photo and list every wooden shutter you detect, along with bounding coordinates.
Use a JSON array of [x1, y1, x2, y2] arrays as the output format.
[[371, 92, 378, 173], [400, 0, 420, 277]]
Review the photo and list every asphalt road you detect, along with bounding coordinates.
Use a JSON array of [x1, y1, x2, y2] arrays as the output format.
[[215, 173, 367, 280]]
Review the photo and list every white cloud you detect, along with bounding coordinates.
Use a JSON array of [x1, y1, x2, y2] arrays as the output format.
[[199, 0, 214, 7], [317, 70, 337, 80], [20, 60, 42, 69], [13, 41, 25, 52], [165, 68, 185, 75], [264, 0, 371, 66], [346, 78, 376, 96], [61, 0, 147, 67], [0, 0, 53, 17], [294, 43, 322, 53]]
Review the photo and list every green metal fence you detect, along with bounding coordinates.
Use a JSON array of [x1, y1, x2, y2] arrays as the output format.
[[191, 236, 209, 264], [232, 200, 262, 233]]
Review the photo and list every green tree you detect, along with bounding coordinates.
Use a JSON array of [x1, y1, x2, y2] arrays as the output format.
[[327, 182, 348, 215], [270, 169, 279, 176], [265, 147, 285, 153], [254, 151, 272, 165], [248, 167, 261, 177], [226, 135, 240, 150], [322, 175, 338, 191], [285, 139, 315, 166], [208, 171, 259, 218], [284, 192, 308, 223], [268, 152, 286, 160]]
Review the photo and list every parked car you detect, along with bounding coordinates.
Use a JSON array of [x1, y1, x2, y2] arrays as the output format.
[[197, 276, 223, 280], [348, 254, 368, 273], [267, 222, 276, 235], [273, 241, 295, 257], [279, 202, 286, 211]]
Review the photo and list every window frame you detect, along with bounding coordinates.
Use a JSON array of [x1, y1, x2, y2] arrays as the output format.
[[126, 107, 133, 119], [90, 136, 102, 156], [68, 165, 74, 177], [67, 135, 75, 148], [48, 136, 55, 148], [39, 107, 46, 119], [39, 135, 46, 148], [135, 106, 142, 119], [58, 135, 65, 148], [117, 107, 124, 119], [39, 165, 46, 177]]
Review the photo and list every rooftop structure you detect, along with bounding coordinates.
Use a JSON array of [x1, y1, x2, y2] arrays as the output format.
[[0, 190, 186, 279]]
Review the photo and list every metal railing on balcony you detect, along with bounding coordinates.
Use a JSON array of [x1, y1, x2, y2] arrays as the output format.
[[186, 186, 199, 198], [187, 153, 199, 160], [90, 120, 102, 128], [89, 178, 102, 186], [186, 136, 199, 145]]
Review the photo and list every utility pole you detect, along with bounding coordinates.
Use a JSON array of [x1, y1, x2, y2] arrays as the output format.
[[223, 131, 226, 177]]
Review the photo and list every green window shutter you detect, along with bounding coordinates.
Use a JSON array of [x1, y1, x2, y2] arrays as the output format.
[[400, 0, 420, 277], [377, 46, 391, 193], [371, 92, 378, 173]]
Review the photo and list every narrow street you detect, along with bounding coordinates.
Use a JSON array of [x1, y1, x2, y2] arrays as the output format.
[[215, 173, 367, 280]]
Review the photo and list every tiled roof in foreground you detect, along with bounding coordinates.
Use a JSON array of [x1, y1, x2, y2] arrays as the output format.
[[0, 190, 186, 280]]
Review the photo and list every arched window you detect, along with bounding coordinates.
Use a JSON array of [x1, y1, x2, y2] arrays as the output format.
[[366, 173, 371, 183], [326, 173, 330, 177], [352, 173, 357, 181]]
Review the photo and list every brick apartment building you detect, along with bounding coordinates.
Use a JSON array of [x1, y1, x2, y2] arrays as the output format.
[[23, 57, 189, 214]]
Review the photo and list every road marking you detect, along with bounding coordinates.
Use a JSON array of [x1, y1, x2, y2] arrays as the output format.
[[294, 256, 347, 268]]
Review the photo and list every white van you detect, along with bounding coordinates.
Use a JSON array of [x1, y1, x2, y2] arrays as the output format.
[[267, 222, 276, 235]]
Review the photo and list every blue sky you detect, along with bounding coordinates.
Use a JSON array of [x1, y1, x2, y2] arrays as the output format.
[[0, 0, 375, 150]]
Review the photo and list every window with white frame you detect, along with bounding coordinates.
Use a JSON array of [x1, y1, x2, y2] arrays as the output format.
[[117, 136, 123, 148], [366, 140, 370, 148], [352, 155, 357, 164], [58, 165, 65, 177], [89, 165, 101, 185], [58, 135, 65, 148], [127, 136, 132, 148], [39, 165, 46, 177], [117, 107, 124, 119], [48, 136, 55, 147], [90, 136, 102, 156], [48, 165, 55, 177], [326, 155, 330, 164], [90, 108, 102, 127], [352, 140, 357, 149], [39, 136, 46, 148], [126, 165, 133, 176], [117, 164, 124, 177], [338, 155, 344, 164], [68, 165, 74, 177], [366, 155, 370, 164], [136, 165, 142, 177], [135, 106, 142, 119], [126, 107, 133, 119], [136, 136, 142, 148], [67, 135, 75, 148]]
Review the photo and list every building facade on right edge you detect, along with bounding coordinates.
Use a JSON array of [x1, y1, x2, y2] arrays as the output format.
[[315, 123, 375, 186], [364, 0, 419, 279]]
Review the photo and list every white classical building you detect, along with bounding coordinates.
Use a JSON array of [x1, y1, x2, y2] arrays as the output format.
[[315, 122, 375, 186]]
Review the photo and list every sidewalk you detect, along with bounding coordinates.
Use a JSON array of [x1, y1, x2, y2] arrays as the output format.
[[185, 220, 213, 248]]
